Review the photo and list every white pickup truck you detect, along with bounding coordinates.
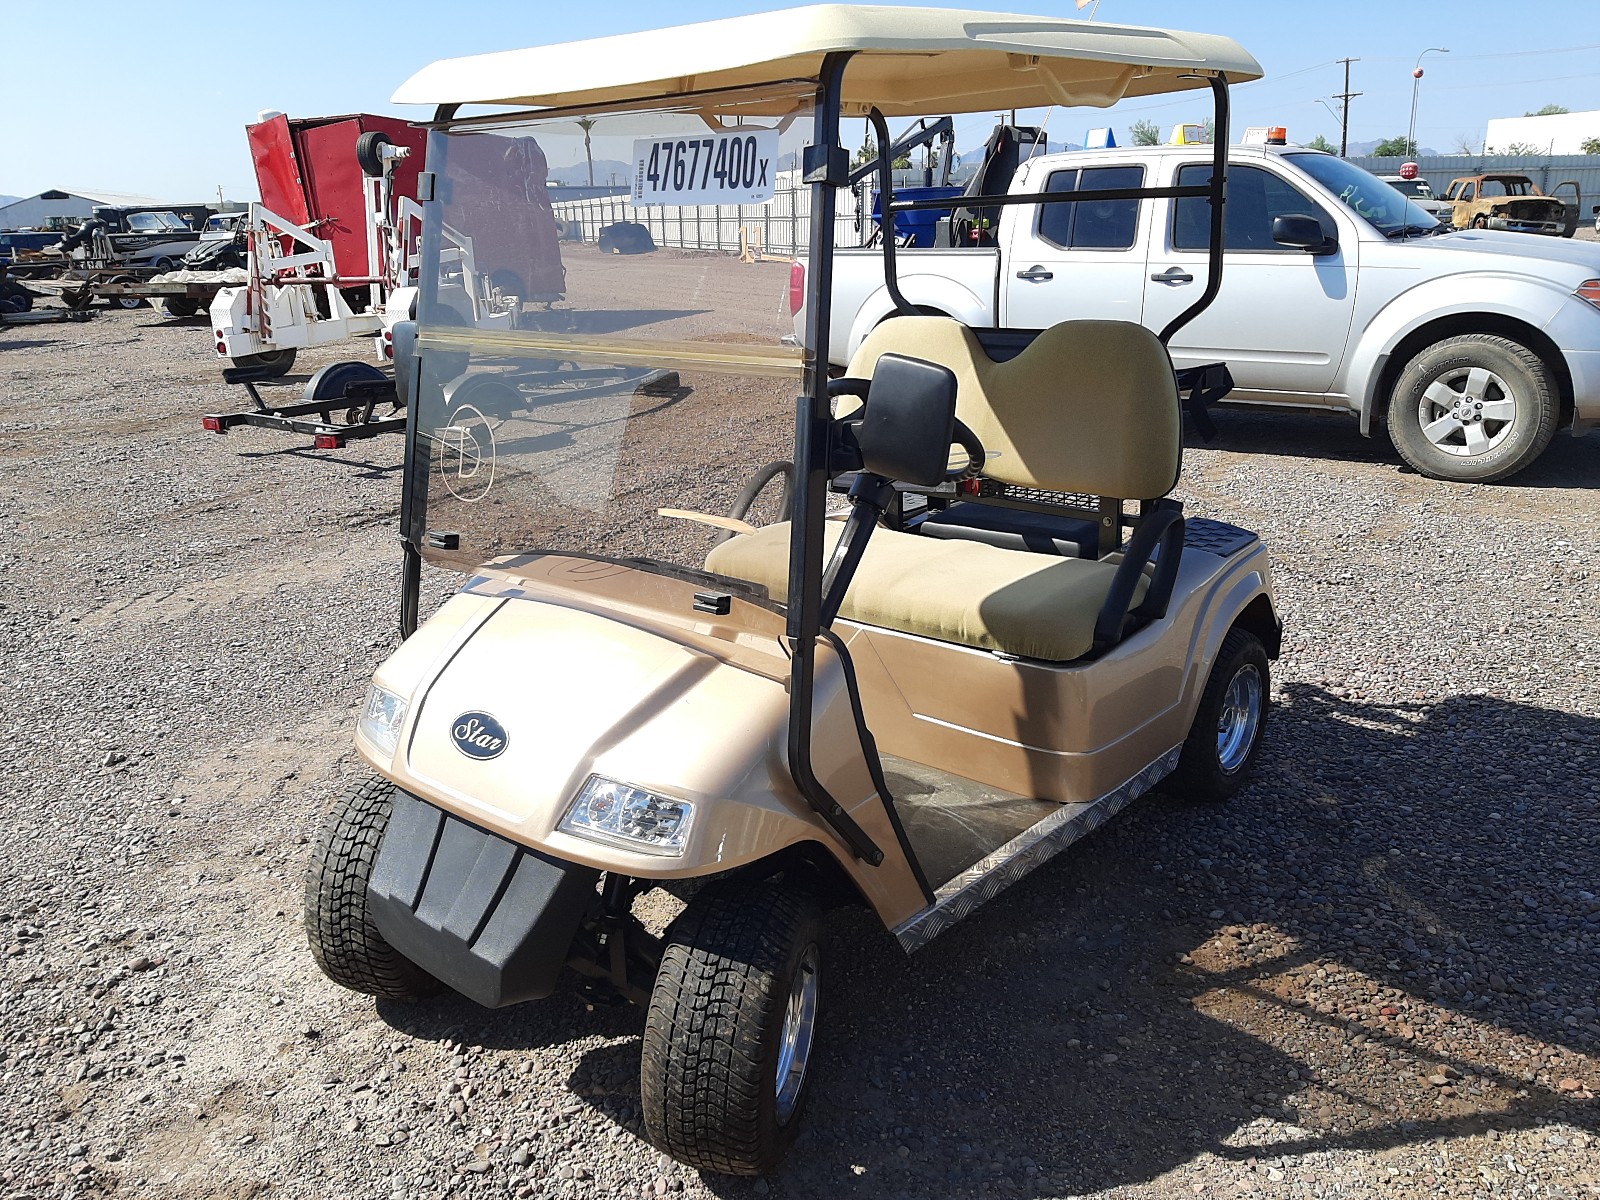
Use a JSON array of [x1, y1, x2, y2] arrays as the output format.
[[804, 142, 1600, 483]]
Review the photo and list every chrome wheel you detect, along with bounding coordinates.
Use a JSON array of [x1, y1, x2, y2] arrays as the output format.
[[775, 943, 820, 1125], [1417, 366, 1518, 459], [1216, 663, 1263, 775]]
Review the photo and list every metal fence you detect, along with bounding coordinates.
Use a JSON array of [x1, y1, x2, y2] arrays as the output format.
[[552, 182, 870, 255], [1346, 154, 1600, 207]]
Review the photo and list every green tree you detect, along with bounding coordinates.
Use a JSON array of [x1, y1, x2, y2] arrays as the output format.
[[1525, 104, 1570, 116], [1373, 136, 1416, 157], [853, 135, 911, 171], [1306, 134, 1337, 153], [1130, 118, 1161, 146], [1581, 136, 1600, 155]]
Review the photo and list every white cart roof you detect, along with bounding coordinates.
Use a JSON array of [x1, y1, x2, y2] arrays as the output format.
[[393, 4, 1261, 117]]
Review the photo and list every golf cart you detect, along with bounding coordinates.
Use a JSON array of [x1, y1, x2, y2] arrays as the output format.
[[303, 6, 1278, 1175]]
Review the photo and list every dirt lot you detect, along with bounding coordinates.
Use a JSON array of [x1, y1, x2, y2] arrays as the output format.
[[0, 294, 1597, 1200]]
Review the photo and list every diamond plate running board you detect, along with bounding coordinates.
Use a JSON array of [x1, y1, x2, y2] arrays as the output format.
[[892, 747, 1181, 952]]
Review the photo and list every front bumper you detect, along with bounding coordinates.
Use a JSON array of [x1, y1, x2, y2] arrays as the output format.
[[1484, 216, 1562, 236], [367, 790, 599, 1008]]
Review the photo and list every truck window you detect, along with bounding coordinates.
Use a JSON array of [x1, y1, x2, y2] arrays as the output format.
[[1037, 165, 1144, 250], [1173, 163, 1333, 251]]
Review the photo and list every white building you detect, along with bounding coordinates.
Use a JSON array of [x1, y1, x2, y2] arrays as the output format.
[[0, 188, 166, 231], [1484, 109, 1600, 156]]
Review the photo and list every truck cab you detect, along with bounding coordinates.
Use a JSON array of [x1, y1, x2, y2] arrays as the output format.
[[810, 140, 1600, 483]]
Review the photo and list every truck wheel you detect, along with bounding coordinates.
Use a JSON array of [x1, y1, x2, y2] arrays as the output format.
[[1387, 334, 1558, 483], [1171, 627, 1269, 803], [641, 882, 825, 1175], [304, 776, 440, 999], [230, 348, 297, 378], [163, 297, 200, 318]]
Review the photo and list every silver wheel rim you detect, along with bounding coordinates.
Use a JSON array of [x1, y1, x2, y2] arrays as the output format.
[[775, 944, 820, 1125], [1417, 365, 1518, 458], [1216, 663, 1262, 774]]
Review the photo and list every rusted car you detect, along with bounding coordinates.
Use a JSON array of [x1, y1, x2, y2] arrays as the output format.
[[1443, 174, 1580, 237]]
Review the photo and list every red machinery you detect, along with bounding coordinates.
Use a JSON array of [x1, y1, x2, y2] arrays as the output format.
[[248, 113, 427, 282]]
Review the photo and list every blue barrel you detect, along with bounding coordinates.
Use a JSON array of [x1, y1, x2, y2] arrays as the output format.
[[871, 186, 965, 247]]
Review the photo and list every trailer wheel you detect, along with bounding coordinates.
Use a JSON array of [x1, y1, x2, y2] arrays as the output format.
[[1171, 627, 1270, 803], [108, 277, 145, 310], [230, 348, 297, 378], [163, 297, 201, 318], [641, 882, 825, 1175], [0, 281, 33, 313], [304, 776, 441, 1000], [356, 131, 393, 179], [305, 360, 389, 420]]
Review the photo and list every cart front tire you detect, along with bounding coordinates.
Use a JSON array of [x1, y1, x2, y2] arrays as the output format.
[[641, 882, 824, 1175], [1171, 627, 1269, 803], [303, 776, 440, 1000], [230, 348, 297, 378]]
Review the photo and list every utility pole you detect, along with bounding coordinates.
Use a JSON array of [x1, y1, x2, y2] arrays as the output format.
[[1334, 57, 1362, 158]]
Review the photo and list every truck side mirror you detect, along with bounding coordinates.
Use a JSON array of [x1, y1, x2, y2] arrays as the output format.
[[855, 353, 959, 487], [1273, 214, 1337, 256]]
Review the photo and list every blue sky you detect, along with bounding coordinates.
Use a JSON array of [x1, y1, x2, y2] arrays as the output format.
[[4, 1, 1598, 203]]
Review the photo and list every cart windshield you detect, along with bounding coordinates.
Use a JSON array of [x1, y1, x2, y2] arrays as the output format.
[[409, 84, 815, 589]]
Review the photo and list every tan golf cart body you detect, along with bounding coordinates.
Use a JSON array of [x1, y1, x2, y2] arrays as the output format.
[[310, 4, 1276, 1173]]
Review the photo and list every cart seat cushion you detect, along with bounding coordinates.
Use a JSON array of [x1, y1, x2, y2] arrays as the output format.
[[844, 316, 1181, 500], [705, 521, 1147, 662]]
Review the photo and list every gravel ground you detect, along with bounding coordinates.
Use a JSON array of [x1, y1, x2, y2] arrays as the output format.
[[0, 287, 1597, 1200]]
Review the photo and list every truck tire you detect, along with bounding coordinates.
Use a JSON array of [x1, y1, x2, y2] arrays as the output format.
[[163, 296, 200, 317], [230, 348, 297, 378], [304, 776, 441, 999], [1387, 334, 1559, 483], [641, 882, 824, 1175], [1170, 627, 1269, 803]]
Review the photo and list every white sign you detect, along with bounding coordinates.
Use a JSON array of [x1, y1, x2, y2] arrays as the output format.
[[631, 129, 780, 206]]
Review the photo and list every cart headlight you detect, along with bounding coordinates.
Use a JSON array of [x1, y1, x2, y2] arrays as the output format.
[[559, 777, 695, 857], [357, 684, 408, 758], [1576, 280, 1600, 313]]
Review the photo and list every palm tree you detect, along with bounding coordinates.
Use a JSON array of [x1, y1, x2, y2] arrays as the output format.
[[577, 118, 597, 187]]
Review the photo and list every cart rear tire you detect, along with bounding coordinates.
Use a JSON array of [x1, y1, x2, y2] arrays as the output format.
[[304, 775, 440, 1000], [1171, 627, 1269, 803], [163, 296, 200, 317], [641, 882, 824, 1175], [230, 348, 297, 378]]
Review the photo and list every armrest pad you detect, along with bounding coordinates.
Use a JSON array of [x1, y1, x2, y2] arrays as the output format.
[[1092, 504, 1185, 654]]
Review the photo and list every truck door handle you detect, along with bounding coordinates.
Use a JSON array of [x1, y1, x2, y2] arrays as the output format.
[[1150, 267, 1194, 284], [1015, 265, 1054, 282]]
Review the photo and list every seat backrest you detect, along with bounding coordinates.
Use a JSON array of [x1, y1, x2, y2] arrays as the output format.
[[845, 317, 1181, 500]]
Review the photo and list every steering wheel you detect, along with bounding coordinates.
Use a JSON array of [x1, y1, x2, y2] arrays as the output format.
[[946, 417, 986, 482]]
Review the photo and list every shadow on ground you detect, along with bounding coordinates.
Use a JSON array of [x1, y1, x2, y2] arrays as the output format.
[[1194, 406, 1600, 490], [383, 685, 1599, 1196]]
